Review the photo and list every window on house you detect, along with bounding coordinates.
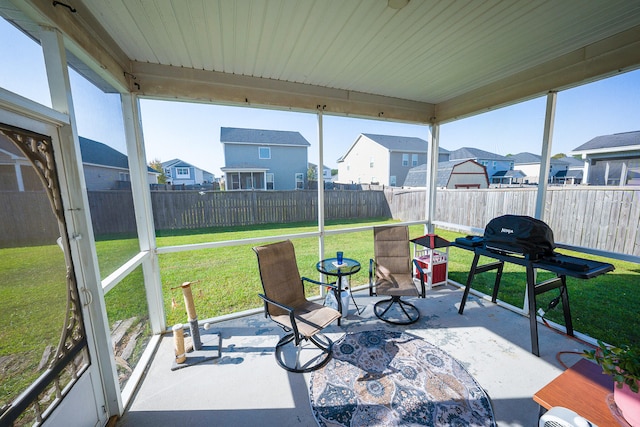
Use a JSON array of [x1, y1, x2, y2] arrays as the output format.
[[119, 172, 130, 181], [510, 162, 514, 170], [370, 156, 375, 168], [390, 176, 396, 186], [176, 167, 189, 177], [402, 154, 409, 166], [259, 147, 271, 159], [295, 172, 304, 189], [230, 173, 240, 189], [492, 161, 497, 168], [481, 161, 488, 167], [266, 173, 274, 190], [412, 154, 418, 167]]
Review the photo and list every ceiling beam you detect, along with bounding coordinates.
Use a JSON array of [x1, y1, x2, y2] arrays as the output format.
[[15, 0, 131, 93], [131, 62, 435, 124], [435, 24, 640, 123]]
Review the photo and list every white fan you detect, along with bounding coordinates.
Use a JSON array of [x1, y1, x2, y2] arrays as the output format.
[[539, 407, 597, 427]]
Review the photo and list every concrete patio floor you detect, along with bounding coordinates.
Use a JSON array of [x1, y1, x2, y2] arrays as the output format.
[[116, 284, 595, 427]]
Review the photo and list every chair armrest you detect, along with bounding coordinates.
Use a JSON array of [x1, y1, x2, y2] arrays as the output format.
[[301, 276, 338, 291], [258, 293, 299, 337], [258, 293, 294, 314], [412, 259, 426, 297]]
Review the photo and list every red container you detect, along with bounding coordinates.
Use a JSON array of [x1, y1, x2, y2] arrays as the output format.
[[415, 254, 447, 285]]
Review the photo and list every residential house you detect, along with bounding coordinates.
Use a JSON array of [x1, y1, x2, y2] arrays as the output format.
[[508, 152, 584, 184], [448, 147, 521, 184], [570, 131, 640, 186], [0, 134, 158, 191], [403, 159, 489, 189], [309, 162, 333, 183], [81, 137, 158, 190], [0, 133, 39, 191], [162, 159, 214, 186], [553, 156, 585, 185], [337, 133, 431, 187], [220, 127, 310, 190]]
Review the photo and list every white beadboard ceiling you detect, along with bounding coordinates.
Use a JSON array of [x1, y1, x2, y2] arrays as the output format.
[[4, 0, 640, 122]]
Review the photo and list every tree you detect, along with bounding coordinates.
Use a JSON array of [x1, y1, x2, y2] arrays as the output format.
[[149, 158, 168, 184], [307, 165, 318, 180]]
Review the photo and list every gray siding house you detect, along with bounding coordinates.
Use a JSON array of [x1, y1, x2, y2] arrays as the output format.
[[337, 133, 430, 187], [80, 137, 158, 190], [162, 159, 214, 186], [220, 127, 310, 190], [570, 131, 640, 186]]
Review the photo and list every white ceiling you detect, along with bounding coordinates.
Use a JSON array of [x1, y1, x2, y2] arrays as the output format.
[[4, 0, 640, 123]]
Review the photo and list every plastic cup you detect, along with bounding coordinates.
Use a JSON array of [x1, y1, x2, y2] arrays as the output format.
[[337, 251, 343, 264]]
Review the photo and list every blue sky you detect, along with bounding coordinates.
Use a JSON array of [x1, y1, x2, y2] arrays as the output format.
[[1, 17, 638, 177]]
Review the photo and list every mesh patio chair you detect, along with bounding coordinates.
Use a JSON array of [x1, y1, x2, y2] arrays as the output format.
[[253, 240, 342, 373], [369, 225, 426, 325]]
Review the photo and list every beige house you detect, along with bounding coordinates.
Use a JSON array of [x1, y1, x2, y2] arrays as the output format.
[[337, 134, 430, 187]]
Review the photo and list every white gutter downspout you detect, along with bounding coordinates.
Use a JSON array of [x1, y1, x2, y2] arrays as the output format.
[[535, 91, 557, 221]]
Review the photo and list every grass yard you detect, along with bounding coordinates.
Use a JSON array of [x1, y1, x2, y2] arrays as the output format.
[[1, 218, 639, 408]]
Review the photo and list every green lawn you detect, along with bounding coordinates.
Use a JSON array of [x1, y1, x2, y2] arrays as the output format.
[[1, 219, 639, 408]]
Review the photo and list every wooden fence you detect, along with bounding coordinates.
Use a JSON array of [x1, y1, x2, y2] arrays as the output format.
[[2, 187, 639, 256], [390, 187, 640, 256]]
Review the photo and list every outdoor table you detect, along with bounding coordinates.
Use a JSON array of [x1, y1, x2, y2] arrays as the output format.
[[316, 257, 361, 325], [453, 239, 614, 356]]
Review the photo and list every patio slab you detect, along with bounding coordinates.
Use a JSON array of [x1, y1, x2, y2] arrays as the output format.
[[117, 284, 592, 427]]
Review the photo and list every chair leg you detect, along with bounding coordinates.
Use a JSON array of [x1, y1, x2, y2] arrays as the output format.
[[374, 296, 420, 325], [274, 332, 334, 373]]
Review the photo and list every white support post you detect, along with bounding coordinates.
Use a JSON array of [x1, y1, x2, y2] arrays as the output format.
[[39, 26, 121, 418], [425, 124, 439, 234], [535, 91, 557, 221], [582, 155, 590, 185], [317, 107, 326, 285], [121, 93, 165, 334]]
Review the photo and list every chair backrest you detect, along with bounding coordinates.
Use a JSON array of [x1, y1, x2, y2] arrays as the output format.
[[373, 225, 411, 275], [253, 240, 307, 317]]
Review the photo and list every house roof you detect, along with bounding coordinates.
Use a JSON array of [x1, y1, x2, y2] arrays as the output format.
[[508, 152, 584, 167], [78, 137, 130, 169], [555, 169, 584, 179], [571, 131, 640, 153], [7, 1, 638, 125], [162, 158, 214, 175], [362, 134, 429, 152], [1, 134, 157, 172], [162, 159, 191, 168], [339, 133, 443, 162], [0, 133, 25, 158], [554, 156, 585, 168], [449, 147, 509, 161], [492, 169, 526, 178], [509, 152, 542, 164], [220, 127, 310, 147]]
